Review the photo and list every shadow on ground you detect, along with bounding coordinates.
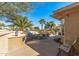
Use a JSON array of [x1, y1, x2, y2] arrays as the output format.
[[27, 40, 59, 56]]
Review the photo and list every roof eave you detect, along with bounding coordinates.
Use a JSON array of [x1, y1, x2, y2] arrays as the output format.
[[53, 3, 79, 20]]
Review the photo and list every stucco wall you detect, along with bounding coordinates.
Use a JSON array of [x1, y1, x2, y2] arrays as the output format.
[[64, 12, 79, 44], [8, 37, 25, 52]]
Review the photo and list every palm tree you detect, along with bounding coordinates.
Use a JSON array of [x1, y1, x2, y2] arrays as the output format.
[[45, 22, 49, 29], [26, 21, 33, 30], [47, 21, 55, 29], [9, 16, 33, 32], [39, 19, 46, 30], [45, 21, 55, 34]]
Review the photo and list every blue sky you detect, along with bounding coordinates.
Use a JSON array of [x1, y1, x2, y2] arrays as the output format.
[[19, 2, 73, 28], [1, 2, 73, 28]]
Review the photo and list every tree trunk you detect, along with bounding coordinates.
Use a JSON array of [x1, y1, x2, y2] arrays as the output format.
[[41, 24, 43, 30]]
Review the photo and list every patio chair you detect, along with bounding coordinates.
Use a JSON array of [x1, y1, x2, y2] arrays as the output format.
[[22, 32, 33, 43], [54, 35, 63, 44], [57, 38, 79, 56]]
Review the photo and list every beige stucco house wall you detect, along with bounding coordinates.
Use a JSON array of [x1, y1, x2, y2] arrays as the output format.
[[53, 3, 79, 44]]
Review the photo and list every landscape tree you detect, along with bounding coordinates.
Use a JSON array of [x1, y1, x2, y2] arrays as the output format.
[[59, 23, 64, 35], [0, 2, 32, 20], [39, 19, 46, 30], [34, 26, 39, 30], [60, 23, 64, 29], [0, 22, 5, 29], [8, 25, 17, 31]]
